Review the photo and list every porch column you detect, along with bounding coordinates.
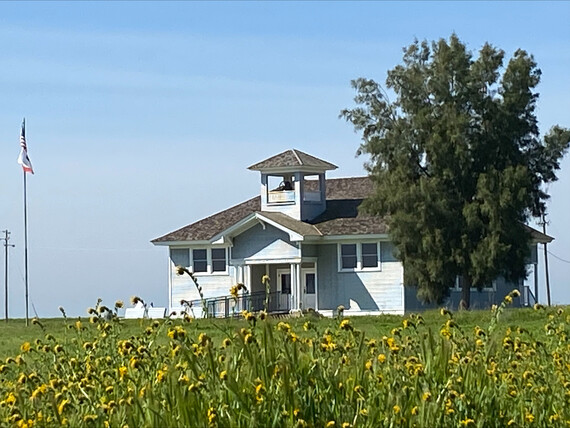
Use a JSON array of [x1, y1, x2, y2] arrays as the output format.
[[290, 264, 297, 310], [296, 262, 302, 310], [290, 263, 302, 311], [245, 265, 252, 293], [533, 262, 539, 305]]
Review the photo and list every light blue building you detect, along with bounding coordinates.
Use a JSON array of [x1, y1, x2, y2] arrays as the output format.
[[152, 149, 551, 317]]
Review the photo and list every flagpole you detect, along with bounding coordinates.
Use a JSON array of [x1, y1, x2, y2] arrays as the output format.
[[18, 117, 32, 326], [23, 170, 29, 326]]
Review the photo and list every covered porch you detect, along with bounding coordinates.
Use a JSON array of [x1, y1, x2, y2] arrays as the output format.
[[237, 260, 318, 314]]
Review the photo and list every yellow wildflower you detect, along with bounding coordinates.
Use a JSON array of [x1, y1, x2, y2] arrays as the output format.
[[57, 399, 70, 415], [6, 392, 17, 405], [118, 366, 128, 380], [207, 407, 217, 425], [339, 319, 352, 331]]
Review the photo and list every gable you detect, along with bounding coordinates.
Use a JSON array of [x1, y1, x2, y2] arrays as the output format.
[[232, 223, 296, 260], [244, 238, 300, 262]]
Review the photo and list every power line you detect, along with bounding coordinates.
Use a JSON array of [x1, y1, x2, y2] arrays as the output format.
[[547, 250, 570, 264]]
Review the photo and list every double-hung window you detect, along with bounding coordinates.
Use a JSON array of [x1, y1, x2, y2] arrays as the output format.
[[340, 244, 357, 269], [338, 242, 381, 271], [211, 248, 227, 273], [170, 248, 228, 274], [192, 249, 208, 273]]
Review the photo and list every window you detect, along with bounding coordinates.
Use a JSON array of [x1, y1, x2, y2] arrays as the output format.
[[211, 248, 227, 272], [281, 273, 291, 294], [451, 276, 496, 291], [171, 247, 228, 274], [305, 273, 315, 294], [362, 243, 379, 268], [338, 242, 381, 271], [341, 244, 357, 269], [193, 249, 207, 273]]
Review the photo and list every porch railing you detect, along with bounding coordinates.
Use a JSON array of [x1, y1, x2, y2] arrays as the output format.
[[184, 291, 290, 318]]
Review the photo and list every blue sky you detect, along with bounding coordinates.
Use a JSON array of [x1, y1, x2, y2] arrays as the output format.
[[0, 1, 569, 317]]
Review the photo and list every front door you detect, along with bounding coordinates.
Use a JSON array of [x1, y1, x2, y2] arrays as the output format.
[[302, 269, 316, 310], [277, 269, 291, 311]]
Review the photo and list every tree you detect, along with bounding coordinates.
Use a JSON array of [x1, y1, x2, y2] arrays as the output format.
[[341, 34, 570, 308]]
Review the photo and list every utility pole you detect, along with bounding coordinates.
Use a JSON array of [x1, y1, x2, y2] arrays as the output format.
[[539, 214, 552, 306], [2, 230, 15, 322]]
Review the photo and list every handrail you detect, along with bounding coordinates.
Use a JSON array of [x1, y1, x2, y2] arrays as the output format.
[[183, 291, 290, 318]]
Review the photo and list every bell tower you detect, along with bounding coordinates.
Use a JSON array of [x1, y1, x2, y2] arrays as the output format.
[[248, 149, 337, 221]]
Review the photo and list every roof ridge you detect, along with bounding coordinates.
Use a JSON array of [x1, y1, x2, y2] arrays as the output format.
[[292, 149, 303, 165]]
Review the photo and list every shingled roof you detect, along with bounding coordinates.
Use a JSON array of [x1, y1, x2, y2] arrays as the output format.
[[248, 149, 338, 172], [151, 176, 383, 243], [151, 175, 549, 244]]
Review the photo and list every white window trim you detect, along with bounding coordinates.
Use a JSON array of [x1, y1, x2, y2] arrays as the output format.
[[451, 276, 496, 292], [337, 242, 382, 272], [173, 247, 229, 276]]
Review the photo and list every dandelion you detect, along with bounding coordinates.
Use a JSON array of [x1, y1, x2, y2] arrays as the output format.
[[20, 342, 31, 353], [339, 319, 353, 331], [460, 419, 475, 426], [393, 405, 401, 414], [326, 422, 336, 427], [83, 415, 98, 423], [118, 366, 128, 380], [277, 322, 291, 333], [220, 371, 228, 381], [411, 406, 419, 415], [57, 399, 70, 415], [207, 407, 217, 425], [378, 354, 386, 364]]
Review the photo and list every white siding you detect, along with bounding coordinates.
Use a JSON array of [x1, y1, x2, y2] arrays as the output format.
[[353, 261, 404, 314], [170, 265, 236, 309]]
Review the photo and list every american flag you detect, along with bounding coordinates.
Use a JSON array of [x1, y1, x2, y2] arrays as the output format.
[[17, 119, 34, 174]]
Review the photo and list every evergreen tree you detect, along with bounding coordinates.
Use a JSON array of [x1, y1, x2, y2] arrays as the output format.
[[342, 34, 570, 308]]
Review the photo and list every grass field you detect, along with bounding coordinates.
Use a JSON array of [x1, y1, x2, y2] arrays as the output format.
[[1, 295, 569, 427]]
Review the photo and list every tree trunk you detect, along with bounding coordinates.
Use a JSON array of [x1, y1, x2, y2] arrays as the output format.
[[459, 275, 471, 310]]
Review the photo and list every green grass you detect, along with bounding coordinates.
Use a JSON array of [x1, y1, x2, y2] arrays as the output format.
[[1, 297, 569, 427], [0, 306, 554, 360]]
